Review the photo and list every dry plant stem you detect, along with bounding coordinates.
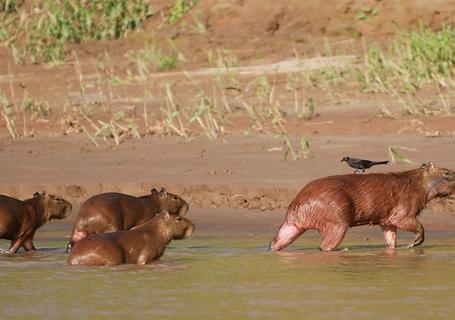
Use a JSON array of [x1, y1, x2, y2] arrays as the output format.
[[81, 126, 99, 147], [1, 109, 18, 139], [73, 51, 89, 115], [8, 63, 17, 113]]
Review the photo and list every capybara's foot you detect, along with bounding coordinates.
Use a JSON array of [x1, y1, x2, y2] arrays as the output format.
[[407, 236, 425, 248], [319, 246, 337, 251]]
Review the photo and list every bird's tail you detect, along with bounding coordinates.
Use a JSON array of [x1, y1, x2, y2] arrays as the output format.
[[372, 160, 389, 165]]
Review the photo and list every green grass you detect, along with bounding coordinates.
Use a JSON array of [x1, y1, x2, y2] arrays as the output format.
[[1, 0, 149, 63], [130, 44, 178, 75], [359, 25, 455, 91], [168, 0, 196, 24]]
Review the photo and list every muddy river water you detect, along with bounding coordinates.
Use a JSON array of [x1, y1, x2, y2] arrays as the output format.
[[0, 209, 454, 319]]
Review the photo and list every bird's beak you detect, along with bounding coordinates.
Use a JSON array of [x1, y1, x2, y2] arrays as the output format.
[[340, 159, 344, 162]]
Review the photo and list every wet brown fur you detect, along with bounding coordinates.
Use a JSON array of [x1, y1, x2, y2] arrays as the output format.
[[0, 192, 72, 253], [67, 212, 195, 266], [68, 188, 189, 250], [271, 164, 455, 251]]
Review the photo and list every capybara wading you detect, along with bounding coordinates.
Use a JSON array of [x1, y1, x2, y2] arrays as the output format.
[[67, 211, 195, 266], [270, 163, 455, 251], [0, 192, 72, 253], [67, 188, 189, 252]]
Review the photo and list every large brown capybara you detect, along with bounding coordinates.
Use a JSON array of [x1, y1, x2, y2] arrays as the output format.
[[0, 192, 72, 253], [270, 163, 455, 251], [67, 188, 189, 252], [67, 211, 195, 266]]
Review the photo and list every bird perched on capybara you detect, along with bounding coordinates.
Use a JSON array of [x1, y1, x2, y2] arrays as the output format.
[[66, 188, 189, 252], [270, 163, 455, 251], [67, 211, 195, 266], [341, 156, 389, 173], [0, 192, 72, 253]]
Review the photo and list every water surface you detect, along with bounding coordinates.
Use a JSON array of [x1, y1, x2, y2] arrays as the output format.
[[0, 213, 454, 319]]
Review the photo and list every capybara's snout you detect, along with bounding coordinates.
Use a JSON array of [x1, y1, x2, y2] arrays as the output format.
[[179, 202, 189, 216], [184, 223, 195, 238]]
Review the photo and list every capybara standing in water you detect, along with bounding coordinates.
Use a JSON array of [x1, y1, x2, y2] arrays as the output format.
[[0, 192, 72, 253], [270, 163, 455, 251], [67, 211, 195, 266], [67, 188, 189, 252]]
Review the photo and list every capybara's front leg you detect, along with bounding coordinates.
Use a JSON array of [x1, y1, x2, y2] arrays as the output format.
[[319, 224, 348, 251], [269, 222, 305, 251], [397, 218, 425, 248], [381, 225, 397, 249]]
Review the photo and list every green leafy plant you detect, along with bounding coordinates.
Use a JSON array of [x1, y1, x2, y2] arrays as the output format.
[[168, 0, 195, 23], [3, 0, 149, 63], [356, 7, 379, 21]]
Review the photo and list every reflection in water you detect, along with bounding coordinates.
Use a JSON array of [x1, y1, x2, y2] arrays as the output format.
[[0, 233, 454, 319]]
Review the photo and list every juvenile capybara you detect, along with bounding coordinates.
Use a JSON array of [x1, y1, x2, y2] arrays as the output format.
[[270, 163, 455, 251], [67, 211, 195, 266], [67, 188, 189, 251], [0, 192, 72, 253]]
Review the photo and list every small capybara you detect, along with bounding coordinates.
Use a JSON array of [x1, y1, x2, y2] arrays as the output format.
[[0, 192, 72, 253], [270, 163, 455, 251], [67, 188, 189, 252], [67, 211, 195, 266]]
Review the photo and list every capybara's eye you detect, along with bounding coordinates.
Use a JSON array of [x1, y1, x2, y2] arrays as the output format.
[[176, 216, 183, 221]]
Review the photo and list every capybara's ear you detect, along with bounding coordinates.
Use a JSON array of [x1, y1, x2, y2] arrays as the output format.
[[428, 162, 436, 173], [160, 188, 167, 196], [161, 211, 170, 220], [151, 188, 158, 194], [41, 191, 50, 200], [34, 192, 40, 198]]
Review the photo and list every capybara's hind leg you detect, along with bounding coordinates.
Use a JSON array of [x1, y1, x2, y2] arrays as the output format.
[[8, 237, 26, 254], [269, 222, 305, 251], [381, 225, 397, 249], [397, 218, 425, 248], [319, 224, 348, 251], [23, 238, 36, 251]]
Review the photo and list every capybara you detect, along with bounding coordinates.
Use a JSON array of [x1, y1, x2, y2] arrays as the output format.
[[67, 211, 195, 266], [0, 192, 72, 253], [270, 163, 455, 251], [67, 188, 189, 252]]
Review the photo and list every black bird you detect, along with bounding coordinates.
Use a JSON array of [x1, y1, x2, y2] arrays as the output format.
[[341, 157, 389, 173]]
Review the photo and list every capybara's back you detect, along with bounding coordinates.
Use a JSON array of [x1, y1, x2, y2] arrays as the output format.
[[270, 164, 455, 251]]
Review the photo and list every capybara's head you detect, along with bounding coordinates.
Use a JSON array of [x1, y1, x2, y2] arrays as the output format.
[[423, 163, 455, 199], [157, 211, 195, 240], [34, 191, 72, 220], [150, 188, 189, 216]]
